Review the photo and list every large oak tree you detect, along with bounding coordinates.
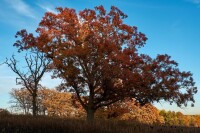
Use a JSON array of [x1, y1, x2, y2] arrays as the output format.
[[14, 6, 197, 121]]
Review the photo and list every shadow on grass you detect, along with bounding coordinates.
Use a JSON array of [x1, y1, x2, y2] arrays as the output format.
[[0, 115, 200, 133]]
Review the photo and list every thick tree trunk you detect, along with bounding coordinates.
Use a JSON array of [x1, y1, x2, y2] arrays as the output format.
[[86, 84, 96, 121], [86, 108, 95, 122], [32, 93, 37, 116]]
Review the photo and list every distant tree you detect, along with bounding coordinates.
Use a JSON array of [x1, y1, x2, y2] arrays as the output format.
[[9, 88, 84, 117], [10, 88, 32, 114], [40, 88, 84, 117], [159, 110, 199, 127], [0, 108, 10, 116], [13, 6, 197, 121], [189, 116, 196, 127], [194, 115, 200, 127], [159, 110, 179, 126], [176, 111, 185, 126], [95, 99, 165, 124], [6, 51, 51, 116]]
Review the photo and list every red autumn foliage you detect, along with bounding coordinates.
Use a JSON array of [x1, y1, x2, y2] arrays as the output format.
[[13, 6, 197, 121]]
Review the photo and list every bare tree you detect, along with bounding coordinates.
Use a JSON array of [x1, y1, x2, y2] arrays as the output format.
[[6, 51, 51, 116], [9, 87, 32, 114]]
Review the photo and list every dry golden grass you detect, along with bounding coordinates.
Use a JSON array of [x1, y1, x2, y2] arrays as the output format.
[[0, 115, 200, 133]]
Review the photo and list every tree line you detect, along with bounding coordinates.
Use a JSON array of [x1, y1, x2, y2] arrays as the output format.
[[159, 110, 200, 127], [3, 87, 200, 127], [8, 87, 164, 124]]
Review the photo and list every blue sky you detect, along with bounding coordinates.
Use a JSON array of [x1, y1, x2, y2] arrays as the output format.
[[0, 0, 200, 114]]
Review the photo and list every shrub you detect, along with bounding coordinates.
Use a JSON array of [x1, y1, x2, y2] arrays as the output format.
[[0, 109, 10, 116]]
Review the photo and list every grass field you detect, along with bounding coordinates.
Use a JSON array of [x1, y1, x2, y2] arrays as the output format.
[[0, 115, 200, 133]]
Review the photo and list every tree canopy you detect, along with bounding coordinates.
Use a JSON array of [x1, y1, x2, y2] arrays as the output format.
[[13, 5, 197, 121]]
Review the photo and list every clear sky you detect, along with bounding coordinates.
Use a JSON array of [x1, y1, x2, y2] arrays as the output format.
[[0, 0, 200, 115]]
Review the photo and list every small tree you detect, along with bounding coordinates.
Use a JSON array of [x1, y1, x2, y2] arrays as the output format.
[[13, 6, 197, 121], [10, 88, 32, 114], [41, 88, 84, 117], [6, 51, 50, 116], [0, 108, 10, 116]]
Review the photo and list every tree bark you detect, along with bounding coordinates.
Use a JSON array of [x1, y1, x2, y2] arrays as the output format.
[[86, 108, 95, 122], [32, 93, 37, 116], [86, 84, 96, 121]]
